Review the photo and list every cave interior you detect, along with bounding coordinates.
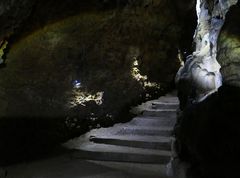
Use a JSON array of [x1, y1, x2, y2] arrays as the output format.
[[0, 0, 240, 178]]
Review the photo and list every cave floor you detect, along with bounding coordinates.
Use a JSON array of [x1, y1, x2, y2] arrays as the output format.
[[2, 93, 178, 178]]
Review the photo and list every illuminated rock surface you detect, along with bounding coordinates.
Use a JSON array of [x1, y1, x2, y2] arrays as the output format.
[[174, 1, 240, 178], [176, 0, 238, 103]]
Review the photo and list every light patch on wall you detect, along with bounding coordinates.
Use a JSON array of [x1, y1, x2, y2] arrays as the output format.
[[131, 58, 160, 89], [218, 33, 240, 87], [69, 89, 104, 107], [131, 60, 147, 82], [218, 33, 240, 61], [0, 40, 8, 64], [46, 31, 63, 49]]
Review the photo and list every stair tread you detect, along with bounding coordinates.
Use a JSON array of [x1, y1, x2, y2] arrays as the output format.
[[119, 125, 173, 130], [116, 127, 173, 136], [76, 143, 171, 155], [151, 102, 179, 110], [135, 115, 176, 120], [129, 117, 176, 127], [143, 110, 177, 117], [71, 149, 171, 164], [89, 135, 172, 143], [89, 135, 171, 150], [87, 160, 169, 177], [144, 108, 177, 112], [63, 93, 178, 165], [152, 101, 179, 105]]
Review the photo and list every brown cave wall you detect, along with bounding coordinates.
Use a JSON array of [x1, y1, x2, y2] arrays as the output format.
[[0, 0, 196, 164], [218, 1, 240, 87]]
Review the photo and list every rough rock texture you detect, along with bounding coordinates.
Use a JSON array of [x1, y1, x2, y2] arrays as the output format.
[[218, 1, 240, 87], [0, 0, 35, 40], [0, 0, 35, 64], [176, 0, 238, 107], [174, 1, 240, 178], [0, 0, 196, 164]]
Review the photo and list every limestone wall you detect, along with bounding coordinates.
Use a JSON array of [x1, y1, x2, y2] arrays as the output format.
[[177, 0, 238, 103]]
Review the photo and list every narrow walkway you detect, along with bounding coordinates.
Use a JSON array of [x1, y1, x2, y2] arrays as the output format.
[[64, 92, 178, 177], [4, 92, 178, 178]]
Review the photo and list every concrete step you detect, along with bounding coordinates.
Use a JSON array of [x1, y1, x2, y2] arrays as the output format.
[[129, 117, 176, 127], [116, 126, 173, 136], [63, 93, 178, 170], [156, 96, 179, 104], [89, 135, 171, 150], [143, 109, 176, 117], [70, 143, 171, 164], [134, 115, 176, 120], [152, 102, 178, 110], [88, 160, 169, 178]]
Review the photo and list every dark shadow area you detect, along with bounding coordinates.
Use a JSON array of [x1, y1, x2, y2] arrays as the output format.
[[175, 85, 240, 178]]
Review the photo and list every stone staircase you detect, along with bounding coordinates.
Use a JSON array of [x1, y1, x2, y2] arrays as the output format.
[[64, 92, 179, 177]]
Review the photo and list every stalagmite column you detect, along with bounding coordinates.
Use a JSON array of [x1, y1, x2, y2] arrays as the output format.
[[177, 0, 238, 103]]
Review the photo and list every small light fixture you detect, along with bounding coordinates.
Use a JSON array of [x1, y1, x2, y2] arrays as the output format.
[[73, 80, 81, 89]]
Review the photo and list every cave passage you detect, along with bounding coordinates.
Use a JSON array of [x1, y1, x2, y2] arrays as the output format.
[[0, 0, 240, 178]]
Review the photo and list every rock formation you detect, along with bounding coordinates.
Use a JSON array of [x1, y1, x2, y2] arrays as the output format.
[[0, 0, 196, 164], [218, 1, 240, 87], [174, 1, 240, 177], [176, 0, 238, 106]]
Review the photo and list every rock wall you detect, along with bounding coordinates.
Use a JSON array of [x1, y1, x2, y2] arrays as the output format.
[[174, 1, 240, 177], [218, 1, 240, 87], [0, 0, 35, 64], [176, 0, 238, 107], [174, 85, 240, 178], [0, 0, 35, 40], [0, 0, 197, 164]]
